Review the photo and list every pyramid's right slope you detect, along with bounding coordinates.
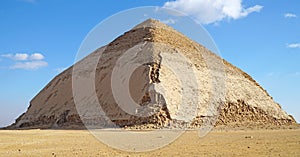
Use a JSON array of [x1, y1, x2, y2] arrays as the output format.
[[9, 19, 296, 129]]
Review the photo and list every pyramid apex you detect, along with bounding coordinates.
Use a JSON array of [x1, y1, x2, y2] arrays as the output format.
[[133, 18, 169, 30]]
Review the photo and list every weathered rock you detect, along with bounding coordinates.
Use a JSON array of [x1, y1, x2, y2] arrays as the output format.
[[7, 19, 296, 129]]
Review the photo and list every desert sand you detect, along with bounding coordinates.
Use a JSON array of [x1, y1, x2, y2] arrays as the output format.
[[0, 128, 299, 157]]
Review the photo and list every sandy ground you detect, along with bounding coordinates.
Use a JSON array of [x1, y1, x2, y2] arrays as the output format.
[[0, 129, 299, 157]]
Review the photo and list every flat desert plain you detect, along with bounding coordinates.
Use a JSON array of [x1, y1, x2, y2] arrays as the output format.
[[0, 128, 300, 157]]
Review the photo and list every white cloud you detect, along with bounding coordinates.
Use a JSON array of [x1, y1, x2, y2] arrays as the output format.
[[10, 61, 48, 70], [163, 0, 263, 24], [287, 43, 300, 48], [161, 19, 177, 24], [1, 53, 45, 61], [15, 53, 29, 60], [29, 53, 44, 60], [284, 13, 297, 18], [1, 52, 47, 70], [1, 53, 29, 60]]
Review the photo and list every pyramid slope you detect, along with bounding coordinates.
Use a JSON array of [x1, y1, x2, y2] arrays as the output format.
[[7, 19, 296, 129]]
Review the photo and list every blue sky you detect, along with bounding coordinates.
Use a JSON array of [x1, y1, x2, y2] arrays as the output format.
[[0, 0, 299, 127]]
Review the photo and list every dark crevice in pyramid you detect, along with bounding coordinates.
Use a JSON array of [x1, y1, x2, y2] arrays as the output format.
[[5, 19, 296, 130]]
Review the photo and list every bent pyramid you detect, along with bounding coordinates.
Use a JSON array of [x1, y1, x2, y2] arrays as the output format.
[[8, 19, 296, 129]]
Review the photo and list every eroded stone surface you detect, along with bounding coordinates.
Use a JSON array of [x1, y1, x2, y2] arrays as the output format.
[[7, 19, 296, 130]]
